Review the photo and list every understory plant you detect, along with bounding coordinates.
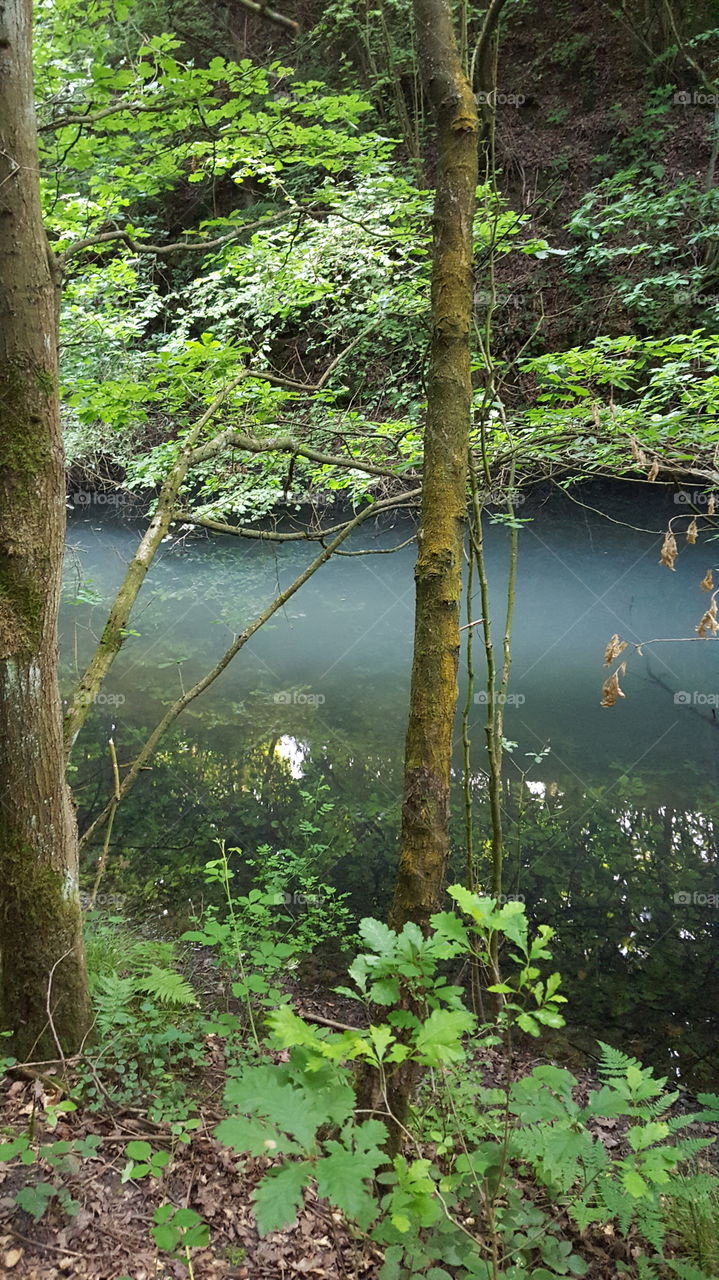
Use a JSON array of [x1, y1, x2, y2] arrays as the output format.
[[80, 914, 204, 1127], [182, 841, 355, 1048], [214, 889, 719, 1279]]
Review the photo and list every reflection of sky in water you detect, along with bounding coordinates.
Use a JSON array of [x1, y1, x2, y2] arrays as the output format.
[[276, 734, 308, 780]]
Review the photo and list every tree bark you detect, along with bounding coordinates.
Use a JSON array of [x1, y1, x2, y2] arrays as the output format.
[[389, 0, 478, 932], [0, 0, 90, 1057]]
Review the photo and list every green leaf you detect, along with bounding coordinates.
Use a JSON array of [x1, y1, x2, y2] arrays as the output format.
[[223, 1067, 326, 1147], [215, 1114, 293, 1157], [253, 1160, 311, 1235], [627, 1121, 669, 1151], [16, 1183, 55, 1221], [368, 1024, 394, 1061], [429, 911, 469, 949], [315, 1140, 380, 1228], [126, 1141, 152, 1161], [136, 966, 197, 1006], [415, 1008, 474, 1064], [517, 1012, 541, 1036], [358, 917, 396, 955], [532, 1008, 566, 1029], [622, 1168, 649, 1197], [152, 1223, 178, 1251]]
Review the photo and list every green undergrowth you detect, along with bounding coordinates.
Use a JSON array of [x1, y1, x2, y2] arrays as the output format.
[[1, 878, 717, 1279]]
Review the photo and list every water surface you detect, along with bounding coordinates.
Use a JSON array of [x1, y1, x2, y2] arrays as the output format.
[[62, 483, 719, 1084]]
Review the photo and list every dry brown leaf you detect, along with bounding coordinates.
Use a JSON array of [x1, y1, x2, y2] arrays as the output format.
[[603, 634, 627, 666], [630, 436, 647, 467], [647, 458, 660, 482], [4, 1250, 23, 1269], [700, 568, 714, 592], [601, 663, 627, 708], [686, 517, 699, 544], [659, 530, 678, 570], [709, 493, 716, 516], [696, 598, 719, 637]]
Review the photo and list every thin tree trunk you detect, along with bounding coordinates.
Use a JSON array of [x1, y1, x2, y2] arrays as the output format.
[[389, 0, 478, 932], [0, 0, 90, 1058], [62, 375, 246, 753], [78, 490, 420, 853]]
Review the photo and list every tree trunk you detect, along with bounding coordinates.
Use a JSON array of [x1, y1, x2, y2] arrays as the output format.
[[389, 0, 478, 932], [0, 0, 90, 1058]]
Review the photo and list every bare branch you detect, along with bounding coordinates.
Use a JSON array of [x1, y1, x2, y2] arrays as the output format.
[[88, 738, 120, 910], [174, 491, 420, 543], [39, 99, 170, 133], [60, 211, 292, 264], [64, 373, 248, 753], [230, 0, 300, 33], [192, 429, 414, 480], [472, 0, 513, 90], [334, 533, 417, 555], [173, 511, 357, 541], [46, 950, 75, 1071]]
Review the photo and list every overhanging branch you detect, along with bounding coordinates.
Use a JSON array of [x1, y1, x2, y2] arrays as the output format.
[[192, 429, 414, 480], [78, 489, 417, 851]]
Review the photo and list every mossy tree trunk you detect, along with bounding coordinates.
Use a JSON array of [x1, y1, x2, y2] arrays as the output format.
[[389, 0, 478, 933], [0, 0, 90, 1058]]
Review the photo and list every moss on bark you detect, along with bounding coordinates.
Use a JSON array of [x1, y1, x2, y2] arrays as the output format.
[[390, 0, 478, 934], [0, 0, 90, 1056]]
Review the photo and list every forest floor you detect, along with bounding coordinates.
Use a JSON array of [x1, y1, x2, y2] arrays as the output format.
[[0, 991, 716, 1280]]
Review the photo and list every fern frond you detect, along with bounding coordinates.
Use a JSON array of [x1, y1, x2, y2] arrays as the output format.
[[136, 966, 198, 1006], [597, 1040, 667, 1091], [666, 1261, 718, 1280], [93, 973, 137, 1029]]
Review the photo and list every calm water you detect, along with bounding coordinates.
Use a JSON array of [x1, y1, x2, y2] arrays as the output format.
[[62, 483, 719, 1084]]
